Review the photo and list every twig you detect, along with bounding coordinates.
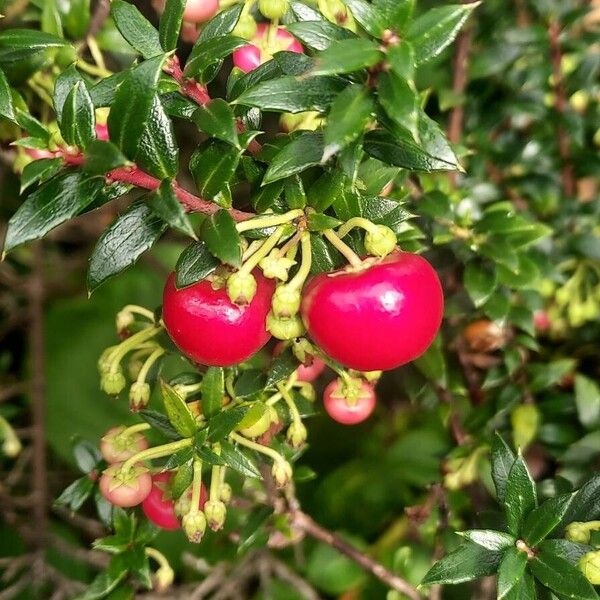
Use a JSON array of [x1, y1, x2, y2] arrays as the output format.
[[83, 0, 111, 48], [548, 18, 575, 197], [29, 242, 47, 581], [291, 510, 422, 600], [269, 555, 321, 600]]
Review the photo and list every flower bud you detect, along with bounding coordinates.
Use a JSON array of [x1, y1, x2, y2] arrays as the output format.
[[267, 313, 305, 340], [154, 563, 175, 592], [364, 224, 397, 257], [98, 346, 118, 374], [566, 521, 600, 544], [272, 286, 302, 318], [3, 435, 22, 458], [116, 309, 134, 334], [182, 511, 207, 543], [272, 460, 293, 488], [260, 252, 296, 281], [204, 499, 227, 531], [299, 383, 316, 402], [129, 381, 151, 411], [174, 493, 192, 518], [101, 369, 126, 395], [286, 421, 307, 448], [232, 14, 258, 40], [259, 0, 289, 20], [220, 483, 232, 504], [580, 551, 600, 585], [227, 271, 257, 305]]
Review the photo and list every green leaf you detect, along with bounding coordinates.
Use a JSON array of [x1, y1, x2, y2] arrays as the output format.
[[251, 181, 285, 213], [497, 547, 528, 600], [220, 439, 261, 478], [504, 453, 537, 536], [306, 169, 346, 212], [87, 203, 167, 292], [503, 571, 535, 600], [190, 140, 241, 199], [460, 530, 515, 551], [492, 433, 516, 503], [575, 375, 600, 429], [522, 493, 574, 547], [561, 475, 600, 527], [310, 233, 343, 273], [171, 460, 193, 499], [286, 20, 357, 51], [41, 0, 63, 36], [374, 0, 414, 32], [312, 38, 383, 76], [198, 4, 244, 42], [234, 75, 347, 114], [159, 0, 185, 51], [148, 179, 196, 238], [344, 0, 385, 37], [4, 171, 103, 254], [207, 405, 250, 442], [264, 132, 324, 183], [162, 447, 194, 470], [20, 157, 62, 193], [200, 209, 242, 267], [0, 68, 16, 123], [161, 380, 197, 438], [377, 71, 419, 141], [406, 3, 478, 66], [111, 0, 163, 59], [54, 476, 94, 511], [421, 542, 503, 585], [61, 81, 95, 149], [464, 262, 497, 308], [0, 28, 71, 58], [184, 35, 247, 80], [139, 409, 181, 440], [307, 213, 343, 232], [387, 42, 415, 80], [175, 241, 219, 288], [284, 175, 307, 209], [234, 370, 267, 400], [237, 507, 273, 554], [539, 539, 593, 565], [193, 98, 239, 147], [84, 140, 129, 176], [107, 55, 166, 164], [76, 555, 128, 600], [266, 347, 298, 387], [529, 550, 599, 600], [323, 85, 373, 160], [201, 367, 224, 419]]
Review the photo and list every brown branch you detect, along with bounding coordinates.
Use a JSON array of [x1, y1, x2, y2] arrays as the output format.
[[291, 510, 422, 600], [86, 0, 111, 42], [548, 18, 575, 197], [29, 242, 48, 578]]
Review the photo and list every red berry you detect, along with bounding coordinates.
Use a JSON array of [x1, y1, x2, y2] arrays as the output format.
[[183, 0, 219, 23], [301, 251, 444, 371], [99, 463, 152, 508], [233, 24, 303, 73], [534, 310, 551, 332], [163, 270, 275, 367], [95, 123, 109, 141], [273, 342, 326, 383], [100, 426, 148, 464], [323, 379, 376, 425]]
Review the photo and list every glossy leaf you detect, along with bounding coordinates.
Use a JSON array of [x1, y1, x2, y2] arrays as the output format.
[[0, 68, 15, 123], [264, 132, 324, 183], [159, 0, 186, 51], [374, 0, 414, 32], [561, 474, 600, 527], [522, 493, 574, 547], [192, 99, 239, 147], [220, 440, 261, 478], [492, 433, 516, 503], [575, 374, 600, 429], [497, 547, 528, 600], [377, 71, 419, 141], [160, 380, 197, 438], [190, 140, 241, 199], [19, 157, 63, 193], [306, 170, 347, 213], [61, 81, 95, 149], [198, 4, 244, 42], [286, 20, 357, 51], [111, 0, 163, 58], [175, 241, 220, 288], [460, 529, 515, 552], [201, 367, 225, 419], [147, 179, 195, 238], [84, 140, 128, 176], [344, 0, 385, 37], [406, 3, 479, 65], [464, 262, 497, 308], [312, 38, 383, 76], [207, 405, 250, 442], [87, 202, 167, 292], [504, 453, 537, 536], [200, 209, 242, 267], [184, 35, 247, 80], [4, 171, 103, 254]]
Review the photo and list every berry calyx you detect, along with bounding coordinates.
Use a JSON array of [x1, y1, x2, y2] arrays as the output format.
[[142, 472, 181, 530], [364, 224, 397, 258], [100, 369, 126, 395], [129, 381, 151, 411], [226, 270, 257, 305], [323, 378, 376, 425], [183, 0, 219, 23], [286, 420, 307, 448], [204, 499, 227, 531], [267, 313, 305, 340], [271, 459, 293, 488], [259, 0, 289, 20], [162, 270, 275, 367], [182, 511, 207, 543], [301, 251, 444, 371], [272, 285, 302, 318], [100, 425, 149, 464], [99, 463, 152, 507], [232, 24, 303, 73]]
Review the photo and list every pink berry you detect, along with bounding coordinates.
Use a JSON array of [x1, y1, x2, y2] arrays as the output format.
[[183, 0, 219, 24]]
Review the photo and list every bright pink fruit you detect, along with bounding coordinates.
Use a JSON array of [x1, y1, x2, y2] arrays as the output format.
[[273, 342, 326, 383], [95, 123, 109, 141], [183, 0, 219, 23], [233, 24, 303, 73], [163, 270, 275, 367], [99, 463, 152, 508], [100, 426, 148, 464], [301, 251, 444, 371], [534, 310, 551, 332], [323, 379, 376, 425]]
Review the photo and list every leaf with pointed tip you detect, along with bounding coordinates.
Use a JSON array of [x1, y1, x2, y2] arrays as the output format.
[[312, 38, 383, 76], [175, 241, 219, 288], [492, 433, 516, 503], [460, 530, 515, 552], [61, 81, 95, 149], [220, 440, 261, 478], [148, 179, 196, 238], [377, 71, 419, 141], [184, 35, 247, 80], [159, 0, 185, 51], [198, 4, 244, 42], [374, 0, 414, 32], [4, 172, 103, 254], [0, 68, 15, 123], [201, 209, 242, 267], [522, 493, 574, 547], [111, 0, 163, 58], [464, 262, 498, 308], [497, 547, 529, 600], [323, 84, 373, 160], [190, 140, 241, 200], [286, 20, 357, 51], [504, 454, 537, 536], [264, 132, 324, 183], [87, 202, 167, 292], [344, 0, 385, 37], [560, 474, 600, 529], [161, 380, 197, 438], [201, 367, 225, 419], [407, 3, 479, 66], [193, 98, 239, 147], [19, 157, 62, 193], [84, 140, 128, 176]]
